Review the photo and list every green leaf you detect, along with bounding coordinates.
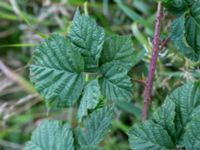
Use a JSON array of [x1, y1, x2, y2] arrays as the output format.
[[191, 1, 200, 24], [30, 33, 85, 107], [100, 34, 135, 71], [68, 10, 105, 71], [82, 106, 114, 145], [170, 15, 200, 61], [185, 16, 200, 53], [162, 0, 189, 15], [25, 120, 74, 150], [183, 117, 200, 150], [77, 79, 101, 122], [99, 62, 133, 102], [74, 127, 88, 148], [169, 1, 200, 61], [128, 120, 175, 150], [166, 82, 200, 137], [128, 82, 200, 149], [79, 146, 102, 150], [152, 99, 176, 140]]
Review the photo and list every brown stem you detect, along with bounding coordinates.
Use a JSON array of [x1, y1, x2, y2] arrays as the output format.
[[160, 37, 170, 50], [132, 79, 146, 86], [142, 2, 163, 120]]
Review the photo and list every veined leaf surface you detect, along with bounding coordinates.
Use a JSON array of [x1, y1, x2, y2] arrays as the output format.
[[100, 34, 135, 70], [68, 10, 105, 71], [25, 120, 74, 150], [78, 79, 101, 122], [81, 106, 113, 145], [99, 62, 132, 102], [30, 33, 85, 107], [128, 120, 175, 150]]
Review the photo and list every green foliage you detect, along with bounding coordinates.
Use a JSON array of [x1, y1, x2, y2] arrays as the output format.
[[128, 82, 200, 150], [3, 0, 200, 150], [99, 62, 132, 102], [27, 1, 200, 149], [25, 106, 113, 150], [161, 0, 196, 15], [167, 0, 200, 61], [128, 120, 175, 150], [169, 83, 200, 131], [30, 33, 85, 107], [152, 100, 176, 140], [81, 106, 113, 145], [191, 1, 200, 23], [29, 11, 134, 108], [170, 15, 200, 61], [25, 120, 74, 150], [68, 10, 105, 71], [183, 117, 200, 150], [77, 79, 101, 122], [28, 9, 134, 149], [100, 34, 135, 70]]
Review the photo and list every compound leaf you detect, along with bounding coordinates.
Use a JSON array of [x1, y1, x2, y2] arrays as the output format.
[[25, 120, 74, 150], [99, 62, 132, 102], [77, 79, 101, 122], [100, 34, 135, 70], [128, 82, 200, 150], [128, 120, 175, 150], [68, 10, 105, 71], [30, 33, 85, 107]]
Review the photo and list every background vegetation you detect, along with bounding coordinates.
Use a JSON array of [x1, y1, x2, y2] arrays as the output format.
[[0, 0, 199, 149]]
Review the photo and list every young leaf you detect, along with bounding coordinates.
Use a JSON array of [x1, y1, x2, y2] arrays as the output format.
[[152, 99, 176, 140], [170, 15, 200, 61], [99, 62, 132, 102], [82, 106, 114, 145], [77, 79, 101, 122], [128, 120, 175, 150], [68, 10, 105, 71], [30, 33, 85, 107], [25, 120, 74, 150], [100, 34, 135, 71]]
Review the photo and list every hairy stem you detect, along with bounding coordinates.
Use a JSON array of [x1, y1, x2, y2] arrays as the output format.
[[142, 2, 163, 120]]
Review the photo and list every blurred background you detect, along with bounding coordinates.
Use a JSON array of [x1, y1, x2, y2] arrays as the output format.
[[0, 0, 199, 150]]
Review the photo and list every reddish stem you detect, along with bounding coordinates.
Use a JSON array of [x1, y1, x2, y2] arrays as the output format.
[[142, 2, 163, 120], [160, 37, 170, 50], [132, 79, 146, 86]]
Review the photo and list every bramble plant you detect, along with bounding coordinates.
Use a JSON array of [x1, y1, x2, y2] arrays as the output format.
[[25, 0, 200, 150]]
